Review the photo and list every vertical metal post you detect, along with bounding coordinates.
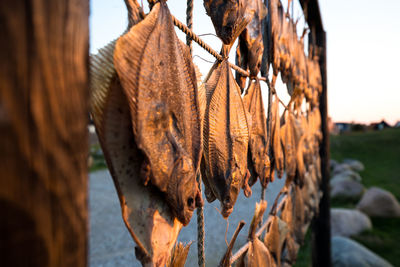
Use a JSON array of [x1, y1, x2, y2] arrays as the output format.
[[312, 29, 331, 267]]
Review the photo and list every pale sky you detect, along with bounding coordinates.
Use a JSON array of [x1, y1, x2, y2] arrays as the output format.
[[90, 0, 400, 125]]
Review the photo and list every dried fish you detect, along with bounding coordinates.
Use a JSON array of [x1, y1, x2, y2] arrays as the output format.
[[243, 80, 270, 186], [219, 220, 246, 267], [235, 0, 267, 90], [277, 6, 290, 77], [280, 191, 299, 265], [293, 186, 305, 244], [114, 1, 202, 225], [237, 201, 274, 267], [204, 0, 254, 45], [271, 94, 284, 178], [90, 2, 185, 265], [91, 45, 182, 267], [281, 234, 299, 265], [167, 242, 192, 267], [280, 111, 296, 185], [264, 215, 289, 267], [261, 0, 283, 80], [202, 58, 251, 218]]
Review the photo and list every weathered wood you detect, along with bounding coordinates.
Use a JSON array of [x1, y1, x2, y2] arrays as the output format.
[[312, 29, 331, 267], [0, 1, 89, 266]]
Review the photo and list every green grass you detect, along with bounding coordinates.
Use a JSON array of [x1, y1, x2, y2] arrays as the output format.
[[330, 128, 400, 199], [295, 128, 400, 267], [353, 217, 400, 266]]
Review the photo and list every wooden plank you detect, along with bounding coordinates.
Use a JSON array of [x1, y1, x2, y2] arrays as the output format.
[[0, 0, 89, 266], [299, 0, 324, 32], [312, 28, 332, 267]]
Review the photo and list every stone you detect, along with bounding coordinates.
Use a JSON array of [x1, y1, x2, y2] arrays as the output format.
[[330, 159, 338, 170], [357, 187, 400, 217], [330, 170, 362, 185], [331, 180, 364, 199], [343, 158, 365, 172], [331, 208, 372, 237], [332, 236, 393, 267], [331, 163, 352, 176]]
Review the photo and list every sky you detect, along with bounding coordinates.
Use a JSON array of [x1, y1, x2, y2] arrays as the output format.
[[90, 0, 400, 125]]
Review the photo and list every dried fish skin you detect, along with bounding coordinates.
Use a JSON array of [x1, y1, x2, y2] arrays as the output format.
[[238, 201, 275, 267], [293, 186, 305, 244], [280, 111, 297, 185], [114, 2, 202, 225], [203, 60, 250, 218], [235, 0, 267, 89], [262, 0, 283, 76], [264, 215, 289, 267], [204, 0, 254, 45], [167, 242, 192, 267], [280, 191, 299, 265], [235, 37, 249, 91], [90, 44, 182, 266], [243, 80, 270, 186], [271, 94, 284, 178]]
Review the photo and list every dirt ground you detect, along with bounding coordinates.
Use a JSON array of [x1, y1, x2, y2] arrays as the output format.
[[89, 170, 285, 266]]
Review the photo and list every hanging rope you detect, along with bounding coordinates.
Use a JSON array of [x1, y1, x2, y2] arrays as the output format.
[[196, 174, 206, 267], [172, 15, 291, 113], [185, 2, 205, 266], [186, 0, 193, 53]]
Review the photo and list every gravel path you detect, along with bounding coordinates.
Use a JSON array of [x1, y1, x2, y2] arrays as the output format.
[[89, 170, 285, 266]]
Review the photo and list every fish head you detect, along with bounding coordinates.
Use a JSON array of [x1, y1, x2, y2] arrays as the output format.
[[218, 164, 243, 218], [261, 154, 271, 180], [248, 35, 264, 76], [204, 0, 249, 45], [168, 155, 201, 226]]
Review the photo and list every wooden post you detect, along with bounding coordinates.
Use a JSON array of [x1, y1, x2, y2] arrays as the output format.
[[298, 0, 331, 265], [0, 1, 89, 266], [312, 29, 331, 267]]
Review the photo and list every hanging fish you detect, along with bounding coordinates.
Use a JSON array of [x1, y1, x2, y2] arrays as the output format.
[[219, 220, 246, 267], [270, 93, 284, 178], [237, 201, 275, 267], [167, 242, 192, 267], [235, 0, 268, 91], [293, 186, 305, 244], [203, 0, 254, 45], [202, 57, 251, 218], [280, 110, 297, 185], [280, 191, 299, 265], [243, 80, 270, 187], [90, 2, 184, 265], [114, 1, 203, 225], [264, 215, 290, 267], [261, 0, 283, 85]]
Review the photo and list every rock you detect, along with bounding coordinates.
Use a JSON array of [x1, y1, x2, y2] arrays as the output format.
[[331, 208, 372, 237], [330, 170, 362, 185], [357, 187, 400, 217], [331, 180, 364, 199], [330, 159, 338, 170], [331, 163, 352, 176], [332, 236, 393, 267], [343, 159, 365, 172]]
